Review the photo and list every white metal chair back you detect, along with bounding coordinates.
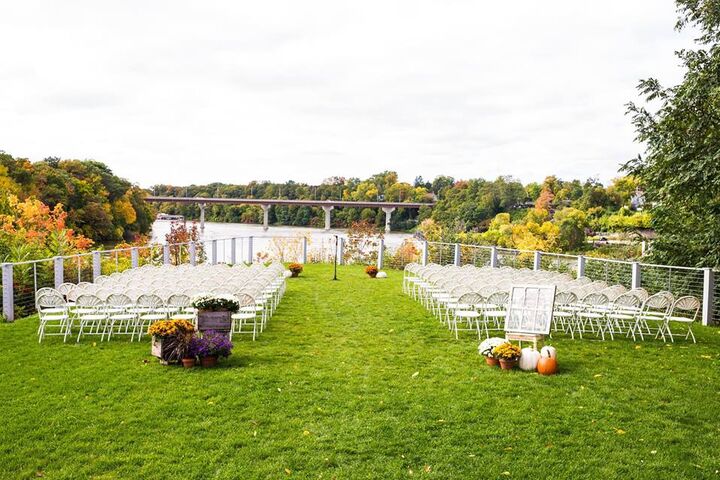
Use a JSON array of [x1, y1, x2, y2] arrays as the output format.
[[668, 296, 701, 321]]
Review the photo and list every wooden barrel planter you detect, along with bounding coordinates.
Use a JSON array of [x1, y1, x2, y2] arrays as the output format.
[[197, 310, 232, 336]]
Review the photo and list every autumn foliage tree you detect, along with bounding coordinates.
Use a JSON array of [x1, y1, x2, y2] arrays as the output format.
[[0, 195, 93, 262]]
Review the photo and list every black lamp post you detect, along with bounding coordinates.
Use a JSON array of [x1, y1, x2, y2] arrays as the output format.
[[333, 234, 338, 281]]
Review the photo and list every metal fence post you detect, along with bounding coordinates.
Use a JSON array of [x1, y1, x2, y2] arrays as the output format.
[[247, 236, 254, 264], [189, 242, 196, 266], [92, 251, 101, 280], [631, 262, 641, 289], [490, 246, 498, 268], [2, 263, 14, 321], [702, 268, 715, 326], [338, 237, 345, 265], [211, 239, 218, 265], [54, 256, 64, 289], [533, 251, 542, 271], [377, 238, 385, 270], [577, 255, 586, 278], [131, 247, 139, 269], [301, 237, 308, 264], [230, 238, 237, 265], [454, 243, 461, 266], [422, 240, 429, 266], [163, 245, 170, 265]]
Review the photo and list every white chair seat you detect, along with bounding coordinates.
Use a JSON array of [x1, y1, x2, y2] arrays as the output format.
[[455, 310, 480, 318], [40, 307, 66, 314], [666, 316, 694, 323]]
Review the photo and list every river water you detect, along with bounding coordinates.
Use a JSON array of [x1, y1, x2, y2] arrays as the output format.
[[150, 220, 414, 263]]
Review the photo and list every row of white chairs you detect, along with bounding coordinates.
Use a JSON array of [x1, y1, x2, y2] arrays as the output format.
[[36, 263, 287, 343], [404, 263, 701, 343]]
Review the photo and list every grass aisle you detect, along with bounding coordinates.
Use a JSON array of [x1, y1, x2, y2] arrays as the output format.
[[1, 264, 719, 479]]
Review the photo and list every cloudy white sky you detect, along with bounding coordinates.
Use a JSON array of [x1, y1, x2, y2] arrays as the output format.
[[0, 1, 695, 188]]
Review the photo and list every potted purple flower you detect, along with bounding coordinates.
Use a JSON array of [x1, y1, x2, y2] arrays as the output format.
[[189, 330, 234, 368]]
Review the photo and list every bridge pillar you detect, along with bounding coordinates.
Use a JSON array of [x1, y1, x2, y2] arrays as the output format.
[[322, 206, 334, 231], [261, 204, 270, 231], [199, 203, 206, 233], [382, 207, 396, 233]]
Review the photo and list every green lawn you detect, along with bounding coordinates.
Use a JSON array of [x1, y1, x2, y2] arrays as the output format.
[[1, 264, 719, 479]]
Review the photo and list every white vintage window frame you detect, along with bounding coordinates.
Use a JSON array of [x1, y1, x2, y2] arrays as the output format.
[[505, 284, 557, 335]]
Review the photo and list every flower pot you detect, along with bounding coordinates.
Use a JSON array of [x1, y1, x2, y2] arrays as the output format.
[[368, 272, 377, 278], [499, 359, 517, 370], [291, 271, 299, 277], [197, 310, 232, 336], [200, 355, 218, 368], [485, 356, 499, 367], [182, 357, 196, 368]]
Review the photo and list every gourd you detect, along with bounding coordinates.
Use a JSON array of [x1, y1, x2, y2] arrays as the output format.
[[537, 356, 558, 375], [519, 348, 540, 371], [540, 345, 557, 360]]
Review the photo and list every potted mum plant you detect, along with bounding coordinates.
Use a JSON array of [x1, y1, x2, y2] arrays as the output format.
[[492, 342, 522, 370], [365, 265, 379, 278], [189, 330, 233, 368], [288, 263, 303, 277], [192, 294, 240, 336], [478, 337, 506, 367], [148, 319, 196, 365]]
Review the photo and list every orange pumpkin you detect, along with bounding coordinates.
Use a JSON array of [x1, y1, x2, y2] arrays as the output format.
[[537, 357, 558, 376]]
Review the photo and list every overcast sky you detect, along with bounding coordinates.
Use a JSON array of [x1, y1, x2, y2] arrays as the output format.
[[0, 1, 695, 188]]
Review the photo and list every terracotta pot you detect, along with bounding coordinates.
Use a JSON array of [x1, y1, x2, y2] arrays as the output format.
[[485, 356, 499, 367], [182, 357, 196, 369], [200, 355, 218, 368], [499, 359, 517, 370]]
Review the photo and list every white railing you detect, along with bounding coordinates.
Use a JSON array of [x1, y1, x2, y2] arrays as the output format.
[[2, 236, 717, 326]]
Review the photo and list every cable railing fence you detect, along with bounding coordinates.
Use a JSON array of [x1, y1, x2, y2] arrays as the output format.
[[584, 257, 634, 287], [1, 236, 717, 326]]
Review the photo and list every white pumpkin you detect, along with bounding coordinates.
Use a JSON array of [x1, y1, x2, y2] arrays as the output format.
[[540, 346, 557, 359], [519, 348, 541, 371], [283, 270, 293, 278], [376, 271, 388, 278]]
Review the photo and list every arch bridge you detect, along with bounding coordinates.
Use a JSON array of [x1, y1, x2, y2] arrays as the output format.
[[145, 196, 433, 233]]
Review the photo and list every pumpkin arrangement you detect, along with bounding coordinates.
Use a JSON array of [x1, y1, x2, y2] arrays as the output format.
[[480, 340, 559, 375], [537, 346, 558, 375]]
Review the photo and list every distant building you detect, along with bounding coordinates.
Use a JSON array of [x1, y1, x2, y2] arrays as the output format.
[[630, 188, 646, 210], [156, 213, 184, 221]]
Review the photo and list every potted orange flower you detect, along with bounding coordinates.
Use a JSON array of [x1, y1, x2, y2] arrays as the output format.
[[288, 263, 303, 277], [148, 319, 196, 365], [365, 265, 379, 278], [492, 342, 522, 370]]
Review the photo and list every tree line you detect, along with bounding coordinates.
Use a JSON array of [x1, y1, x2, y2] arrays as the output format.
[[0, 152, 154, 262], [152, 172, 647, 239]]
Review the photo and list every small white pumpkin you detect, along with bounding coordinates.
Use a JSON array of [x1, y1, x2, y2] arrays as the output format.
[[519, 348, 541, 371], [376, 271, 388, 278], [283, 270, 293, 278], [540, 345, 557, 360]]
